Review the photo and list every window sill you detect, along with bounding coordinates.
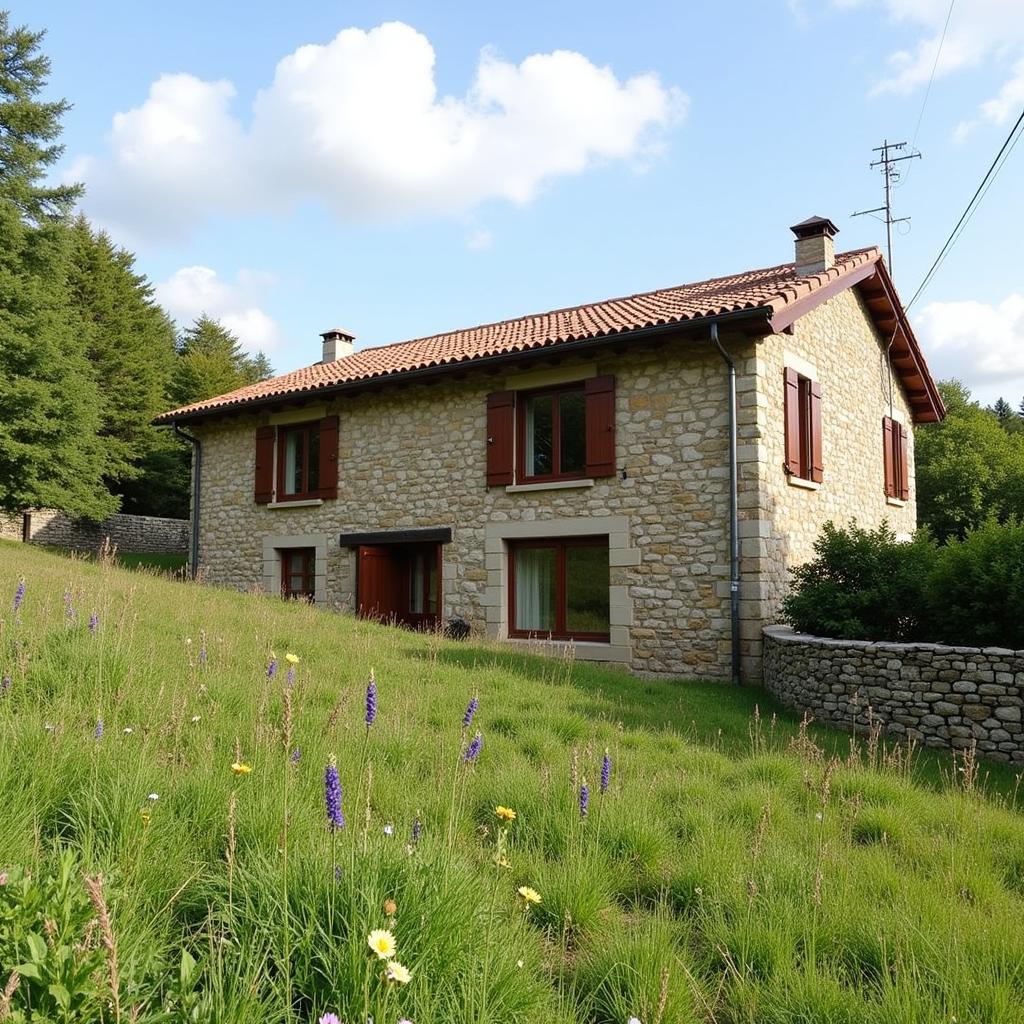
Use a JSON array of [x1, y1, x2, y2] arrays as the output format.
[[505, 479, 595, 494], [786, 476, 820, 491], [268, 498, 324, 509], [886, 497, 907, 508]]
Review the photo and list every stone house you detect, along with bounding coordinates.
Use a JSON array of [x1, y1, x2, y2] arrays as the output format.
[[156, 217, 944, 681]]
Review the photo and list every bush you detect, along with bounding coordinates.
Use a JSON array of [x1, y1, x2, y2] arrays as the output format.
[[782, 519, 1024, 647], [781, 521, 936, 642], [926, 519, 1024, 649]]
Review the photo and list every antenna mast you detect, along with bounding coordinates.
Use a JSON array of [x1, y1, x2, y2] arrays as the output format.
[[851, 139, 921, 276]]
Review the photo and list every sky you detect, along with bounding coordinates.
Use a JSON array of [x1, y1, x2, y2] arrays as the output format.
[[18, 0, 1024, 407]]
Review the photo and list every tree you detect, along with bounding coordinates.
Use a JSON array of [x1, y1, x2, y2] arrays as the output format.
[[0, 14, 114, 519], [992, 397, 1014, 423], [171, 314, 272, 406], [915, 381, 1024, 542]]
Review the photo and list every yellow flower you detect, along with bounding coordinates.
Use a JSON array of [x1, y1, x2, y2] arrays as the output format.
[[367, 929, 397, 960], [285, 653, 300, 664], [517, 886, 542, 905], [496, 856, 512, 870], [231, 762, 252, 776], [385, 960, 411, 984], [140, 809, 152, 827], [495, 806, 517, 822]]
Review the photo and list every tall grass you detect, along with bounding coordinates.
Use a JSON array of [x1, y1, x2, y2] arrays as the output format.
[[1, 540, 1023, 1023]]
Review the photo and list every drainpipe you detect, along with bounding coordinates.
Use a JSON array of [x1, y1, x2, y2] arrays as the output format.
[[173, 423, 202, 579], [710, 322, 742, 686]]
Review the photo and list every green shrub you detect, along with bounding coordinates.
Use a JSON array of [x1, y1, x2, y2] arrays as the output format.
[[926, 519, 1024, 648], [781, 521, 936, 641]]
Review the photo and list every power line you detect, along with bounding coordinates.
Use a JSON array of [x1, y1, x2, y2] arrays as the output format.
[[906, 106, 1024, 311], [906, 0, 956, 169]]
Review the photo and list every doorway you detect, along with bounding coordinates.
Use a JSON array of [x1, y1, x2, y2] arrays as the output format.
[[357, 542, 441, 630]]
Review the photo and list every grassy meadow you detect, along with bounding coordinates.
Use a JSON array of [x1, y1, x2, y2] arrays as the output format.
[[1, 540, 1024, 1023]]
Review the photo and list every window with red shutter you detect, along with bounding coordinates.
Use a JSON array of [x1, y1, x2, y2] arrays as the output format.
[[881, 416, 910, 501], [318, 415, 339, 499], [486, 391, 515, 486], [254, 426, 275, 504], [897, 422, 910, 501], [584, 375, 616, 478], [783, 367, 822, 482], [882, 417, 896, 498]]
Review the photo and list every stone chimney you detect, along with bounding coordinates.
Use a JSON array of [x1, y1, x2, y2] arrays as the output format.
[[320, 327, 356, 363], [790, 216, 839, 276]]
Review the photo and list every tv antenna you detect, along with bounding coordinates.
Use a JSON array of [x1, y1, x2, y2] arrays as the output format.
[[851, 139, 921, 276]]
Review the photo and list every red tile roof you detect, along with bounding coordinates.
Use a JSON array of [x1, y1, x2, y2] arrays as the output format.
[[158, 246, 939, 423]]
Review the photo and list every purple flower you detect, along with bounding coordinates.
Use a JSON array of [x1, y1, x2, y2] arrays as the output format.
[[579, 780, 589, 818], [0, 677, 10, 695], [64, 590, 75, 620], [286, 664, 296, 687], [94, 719, 104, 741], [601, 750, 611, 794], [365, 672, 377, 728], [333, 864, 343, 882], [13, 579, 25, 613], [463, 731, 482, 763], [324, 756, 344, 830], [462, 695, 479, 729], [319, 1014, 341, 1024], [267, 657, 278, 679], [199, 643, 208, 665], [88, 612, 99, 634], [411, 815, 422, 844], [290, 747, 301, 765]]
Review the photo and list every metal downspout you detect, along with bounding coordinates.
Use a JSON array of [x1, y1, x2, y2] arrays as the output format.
[[173, 423, 202, 579], [710, 322, 742, 685]]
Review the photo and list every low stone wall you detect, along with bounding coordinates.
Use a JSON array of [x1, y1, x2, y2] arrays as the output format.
[[763, 625, 1024, 763], [0, 509, 188, 556]]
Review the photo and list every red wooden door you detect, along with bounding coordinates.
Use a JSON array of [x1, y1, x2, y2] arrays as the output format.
[[357, 546, 403, 622]]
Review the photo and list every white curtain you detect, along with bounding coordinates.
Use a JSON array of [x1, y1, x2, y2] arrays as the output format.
[[515, 547, 555, 632]]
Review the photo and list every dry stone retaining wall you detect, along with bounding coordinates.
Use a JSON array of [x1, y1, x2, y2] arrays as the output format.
[[763, 625, 1024, 763], [0, 509, 188, 556]]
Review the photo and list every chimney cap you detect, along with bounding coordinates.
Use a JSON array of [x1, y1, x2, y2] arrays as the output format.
[[790, 215, 839, 240], [320, 326, 356, 341]]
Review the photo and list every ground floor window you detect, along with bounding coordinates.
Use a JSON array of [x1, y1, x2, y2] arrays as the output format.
[[508, 536, 610, 641], [280, 548, 316, 601]]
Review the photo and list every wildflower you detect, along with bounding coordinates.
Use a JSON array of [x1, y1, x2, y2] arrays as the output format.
[[517, 886, 541, 905], [385, 960, 411, 984], [334, 864, 343, 881], [365, 671, 377, 728], [191, 714, 201, 724], [285, 653, 300, 665], [463, 731, 482, 763], [325, 755, 344, 830], [123, 727, 133, 735], [13, 578, 25, 613], [628, 1018, 642, 1024], [383, 898, 397, 916], [367, 929, 396, 959], [267, 654, 278, 679], [579, 779, 589, 819], [318, 1015, 341, 1024], [383, 823, 394, 836], [815, 812, 824, 823], [516, 959, 524, 968], [290, 747, 301, 765], [0, 872, 7, 885], [0, 676, 10, 695], [495, 806, 516, 822], [411, 814, 422, 844], [140, 809, 152, 826], [231, 762, 252, 775], [147, 793, 159, 802], [497, 856, 511, 869], [44, 723, 54, 733], [600, 749, 611, 794], [462, 695, 479, 729], [64, 590, 75, 620], [198, 633, 208, 664], [94, 719, 104, 741], [398, 1019, 413, 1024], [88, 612, 99, 634]]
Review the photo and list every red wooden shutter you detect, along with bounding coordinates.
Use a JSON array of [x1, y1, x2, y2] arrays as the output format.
[[783, 368, 801, 476], [486, 391, 515, 486], [318, 414, 339, 499], [254, 426, 275, 504], [584, 375, 616, 478], [809, 380, 823, 483], [897, 423, 910, 501], [882, 417, 895, 498]]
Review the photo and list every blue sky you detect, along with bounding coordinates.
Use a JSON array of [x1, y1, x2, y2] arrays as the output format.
[[20, 0, 1024, 405]]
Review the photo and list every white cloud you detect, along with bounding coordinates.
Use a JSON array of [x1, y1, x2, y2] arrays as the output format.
[[914, 294, 1024, 396], [74, 22, 685, 241], [155, 266, 284, 355]]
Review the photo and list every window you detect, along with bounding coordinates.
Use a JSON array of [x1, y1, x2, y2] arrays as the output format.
[[508, 536, 610, 641], [783, 367, 823, 483], [882, 416, 909, 501], [408, 550, 438, 616], [485, 376, 616, 486], [279, 423, 321, 498], [281, 548, 316, 601]]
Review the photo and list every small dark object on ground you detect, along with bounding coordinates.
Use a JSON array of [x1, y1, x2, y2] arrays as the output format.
[[446, 616, 471, 640]]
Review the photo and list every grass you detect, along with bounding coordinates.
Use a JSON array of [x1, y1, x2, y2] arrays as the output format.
[[1, 539, 1024, 1023], [37, 544, 188, 574]]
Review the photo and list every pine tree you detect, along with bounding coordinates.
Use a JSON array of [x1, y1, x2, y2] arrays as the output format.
[[992, 397, 1013, 423], [171, 314, 272, 406], [0, 14, 114, 519]]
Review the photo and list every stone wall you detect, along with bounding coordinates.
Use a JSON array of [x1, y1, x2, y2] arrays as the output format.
[[763, 625, 1024, 763], [0, 509, 188, 556]]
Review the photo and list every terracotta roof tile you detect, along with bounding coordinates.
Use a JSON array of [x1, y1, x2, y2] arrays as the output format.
[[158, 248, 881, 423]]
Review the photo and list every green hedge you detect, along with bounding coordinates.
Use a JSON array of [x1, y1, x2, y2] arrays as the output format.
[[781, 519, 1024, 649]]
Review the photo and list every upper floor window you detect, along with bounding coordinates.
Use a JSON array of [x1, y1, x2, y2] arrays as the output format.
[[485, 376, 616, 487], [882, 416, 909, 501], [254, 415, 339, 504], [783, 367, 823, 483]]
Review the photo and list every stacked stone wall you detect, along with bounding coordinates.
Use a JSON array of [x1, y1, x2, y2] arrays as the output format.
[[764, 625, 1024, 763], [0, 509, 188, 556]]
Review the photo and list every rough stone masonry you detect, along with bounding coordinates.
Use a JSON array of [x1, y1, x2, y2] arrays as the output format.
[[763, 625, 1024, 763]]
